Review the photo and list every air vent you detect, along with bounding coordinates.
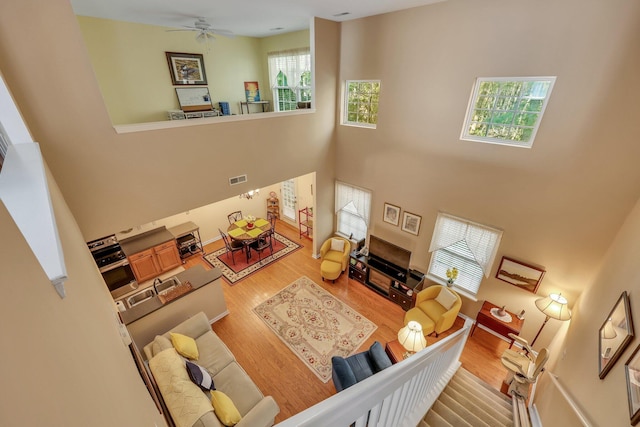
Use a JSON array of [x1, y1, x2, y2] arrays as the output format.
[[229, 174, 247, 186]]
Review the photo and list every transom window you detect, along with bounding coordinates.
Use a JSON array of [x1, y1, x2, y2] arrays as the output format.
[[461, 77, 556, 148], [427, 212, 503, 297], [268, 48, 311, 112], [343, 80, 380, 128], [335, 181, 371, 241]]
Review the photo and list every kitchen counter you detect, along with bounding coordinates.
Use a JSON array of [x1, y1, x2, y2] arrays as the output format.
[[120, 264, 223, 325], [119, 226, 175, 256]]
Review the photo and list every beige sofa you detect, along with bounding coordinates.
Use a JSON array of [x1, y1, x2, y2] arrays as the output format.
[[143, 312, 279, 427]]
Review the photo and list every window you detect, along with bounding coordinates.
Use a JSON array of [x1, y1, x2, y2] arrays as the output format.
[[461, 77, 555, 148], [335, 181, 372, 241], [427, 213, 503, 297], [268, 48, 311, 112], [344, 80, 380, 128]]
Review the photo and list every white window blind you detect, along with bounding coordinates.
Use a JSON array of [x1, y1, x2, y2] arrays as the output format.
[[335, 181, 371, 241], [428, 213, 502, 296]]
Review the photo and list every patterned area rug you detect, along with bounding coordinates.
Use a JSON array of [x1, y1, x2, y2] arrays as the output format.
[[253, 276, 377, 383], [204, 232, 301, 285]]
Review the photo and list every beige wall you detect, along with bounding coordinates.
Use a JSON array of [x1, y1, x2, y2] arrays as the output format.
[[336, 0, 640, 349], [0, 167, 166, 426]]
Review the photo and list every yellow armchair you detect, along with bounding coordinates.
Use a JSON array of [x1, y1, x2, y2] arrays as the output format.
[[320, 237, 351, 282], [404, 285, 462, 336]]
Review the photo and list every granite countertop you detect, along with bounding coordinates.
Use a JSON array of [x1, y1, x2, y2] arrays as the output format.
[[120, 265, 222, 325], [119, 226, 175, 256]]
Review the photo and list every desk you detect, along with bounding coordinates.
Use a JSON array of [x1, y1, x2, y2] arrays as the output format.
[[470, 301, 524, 348], [227, 218, 271, 242], [240, 100, 270, 114]]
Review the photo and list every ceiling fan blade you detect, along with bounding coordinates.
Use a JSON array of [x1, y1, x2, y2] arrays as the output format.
[[211, 29, 235, 38]]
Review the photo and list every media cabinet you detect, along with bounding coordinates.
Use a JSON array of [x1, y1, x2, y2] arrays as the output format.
[[348, 250, 425, 310]]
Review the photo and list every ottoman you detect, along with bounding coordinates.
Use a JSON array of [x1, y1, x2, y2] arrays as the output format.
[[321, 259, 342, 282]]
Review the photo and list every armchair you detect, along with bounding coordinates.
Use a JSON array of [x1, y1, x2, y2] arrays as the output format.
[[320, 237, 351, 282], [331, 341, 392, 392], [501, 334, 549, 399], [404, 285, 462, 336]]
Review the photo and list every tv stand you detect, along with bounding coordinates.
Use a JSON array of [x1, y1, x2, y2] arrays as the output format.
[[348, 251, 425, 310]]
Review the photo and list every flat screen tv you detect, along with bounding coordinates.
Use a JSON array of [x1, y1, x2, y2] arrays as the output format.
[[368, 235, 411, 271]]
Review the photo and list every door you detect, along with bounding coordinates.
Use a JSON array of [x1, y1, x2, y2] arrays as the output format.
[[281, 179, 297, 222]]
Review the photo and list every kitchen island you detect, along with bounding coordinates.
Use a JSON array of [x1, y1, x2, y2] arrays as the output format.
[[121, 265, 227, 348]]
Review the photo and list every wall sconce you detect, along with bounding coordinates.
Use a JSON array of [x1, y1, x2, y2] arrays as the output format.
[[239, 189, 260, 199]]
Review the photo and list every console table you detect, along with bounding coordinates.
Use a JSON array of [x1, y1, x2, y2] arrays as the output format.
[[470, 300, 524, 348], [348, 251, 424, 310], [240, 100, 270, 114]]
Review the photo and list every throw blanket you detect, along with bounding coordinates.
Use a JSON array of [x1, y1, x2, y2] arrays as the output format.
[[149, 348, 213, 427]]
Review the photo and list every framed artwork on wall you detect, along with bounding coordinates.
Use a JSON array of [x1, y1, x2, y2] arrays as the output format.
[[625, 343, 640, 425], [600, 291, 634, 379], [401, 211, 421, 235], [383, 203, 400, 226], [495, 256, 545, 294], [166, 52, 208, 85]]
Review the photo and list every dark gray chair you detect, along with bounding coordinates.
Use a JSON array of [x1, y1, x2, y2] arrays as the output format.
[[249, 230, 273, 264], [219, 228, 245, 264], [331, 341, 392, 392]]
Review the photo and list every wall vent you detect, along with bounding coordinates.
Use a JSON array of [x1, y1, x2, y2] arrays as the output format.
[[229, 174, 247, 186]]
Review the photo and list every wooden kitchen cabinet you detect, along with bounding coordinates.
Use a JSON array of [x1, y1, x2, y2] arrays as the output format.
[[129, 240, 181, 283], [154, 241, 182, 271]]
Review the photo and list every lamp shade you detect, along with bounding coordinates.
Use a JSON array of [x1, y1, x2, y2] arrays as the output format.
[[535, 293, 572, 321], [398, 321, 426, 353], [602, 319, 617, 339]]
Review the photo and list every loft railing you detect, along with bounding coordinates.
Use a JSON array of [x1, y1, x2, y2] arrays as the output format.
[[275, 318, 473, 427]]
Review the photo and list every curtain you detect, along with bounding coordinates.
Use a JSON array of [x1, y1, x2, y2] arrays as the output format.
[[428, 212, 502, 277], [267, 48, 311, 89], [335, 181, 372, 227]]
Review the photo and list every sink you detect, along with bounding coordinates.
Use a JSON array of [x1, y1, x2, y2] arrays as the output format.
[[154, 276, 182, 295], [126, 288, 156, 308]]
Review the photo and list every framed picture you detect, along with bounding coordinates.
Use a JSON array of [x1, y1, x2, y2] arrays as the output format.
[[165, 52, 207, 85], [600, 291, 634, 379], [495, 256, 545, 294], [244, 81, 260, 102], [625, 343, 640, 425], [383, 203, 401, 226], [401, 211, 421, 235], [174, 87, 213, 112]]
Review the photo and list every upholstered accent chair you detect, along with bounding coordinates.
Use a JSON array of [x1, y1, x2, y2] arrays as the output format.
[[404, 285, 462, 336], [331, 341, 393, 392], [319, 237, 351, 282]]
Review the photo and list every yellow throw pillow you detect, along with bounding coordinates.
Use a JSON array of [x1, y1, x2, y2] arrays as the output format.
[[170, 332, 199, 360], [211, 390, 242, 426]]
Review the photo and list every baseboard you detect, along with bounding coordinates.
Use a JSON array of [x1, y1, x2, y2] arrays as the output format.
[[209, 310, 229, 324]]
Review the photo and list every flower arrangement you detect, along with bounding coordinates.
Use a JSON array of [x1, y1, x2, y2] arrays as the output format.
[[446, 267, 458, 286], [246, 215, 256, 228]]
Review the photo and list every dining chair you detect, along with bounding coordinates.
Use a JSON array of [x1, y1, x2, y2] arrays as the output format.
[[218, 228, 245, 265], [267, 212, 277, 236], [227, 211, 243, 224], [249, 230, 273, 264]]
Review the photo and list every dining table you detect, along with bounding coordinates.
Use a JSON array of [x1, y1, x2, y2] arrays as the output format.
[[227, 218, 271, 242]]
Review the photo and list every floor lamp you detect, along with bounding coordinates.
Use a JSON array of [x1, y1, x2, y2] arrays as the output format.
[[531, 293, 572, 346]]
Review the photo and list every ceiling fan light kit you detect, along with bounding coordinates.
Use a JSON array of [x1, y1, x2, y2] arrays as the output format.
[[166, 17, 234, 43]]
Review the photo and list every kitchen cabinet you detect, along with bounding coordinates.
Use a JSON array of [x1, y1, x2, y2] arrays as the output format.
[[129, 240, 181, 283]]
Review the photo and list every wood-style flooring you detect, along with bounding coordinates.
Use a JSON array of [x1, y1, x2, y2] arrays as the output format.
[[184, 220, 511, 423]]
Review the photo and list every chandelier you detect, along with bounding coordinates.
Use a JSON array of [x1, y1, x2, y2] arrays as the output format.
[[239, 189, 260, 199]]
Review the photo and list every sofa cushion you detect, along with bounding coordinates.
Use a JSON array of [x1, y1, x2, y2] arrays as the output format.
[[213, 361, 265, 416], [211, 390, 242, 426], [324, 250, 345, 264], [195, 331, 236, 376], [419, 299, 447, 320], [331, 355, 357, 391], [171, 332, 199, 360], [186, 360, 216, 391], [435, 287, 457, 310], [330, 238, 345, 252], [369, 341, 392, 372]]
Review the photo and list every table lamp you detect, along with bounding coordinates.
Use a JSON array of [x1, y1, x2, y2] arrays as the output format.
[[398, 321, 426, 359], [531, 293, 572, 346]]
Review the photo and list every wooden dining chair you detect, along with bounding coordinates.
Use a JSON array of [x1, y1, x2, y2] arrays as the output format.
[[249, 230, 273, 264], [227, 211, 243, 224], [218, 228, 245, 265]]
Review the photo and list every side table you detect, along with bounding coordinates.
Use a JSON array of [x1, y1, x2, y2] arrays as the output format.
[[385, 339, 407, 364], [470, 300, 524, 348]]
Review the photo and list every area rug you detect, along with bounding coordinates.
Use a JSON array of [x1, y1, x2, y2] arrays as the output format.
[[203, 232, 301, 284], [253, 276, 377, 383]]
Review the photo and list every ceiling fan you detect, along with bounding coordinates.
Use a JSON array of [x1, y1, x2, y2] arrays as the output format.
[[167, 17, 234, 43]]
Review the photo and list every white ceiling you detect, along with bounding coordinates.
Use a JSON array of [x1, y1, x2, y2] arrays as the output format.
[[70, 0, 446, 38]]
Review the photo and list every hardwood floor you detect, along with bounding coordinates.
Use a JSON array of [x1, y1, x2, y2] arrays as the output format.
[[185, 220, 510, 423]]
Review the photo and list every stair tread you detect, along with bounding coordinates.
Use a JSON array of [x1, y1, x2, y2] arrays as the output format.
[[423, 410, 454, 427], [448, 376, 513, 415], [432, 400, 474, 427], [457, 368, 512, 404], [442, 388, 513, 426]]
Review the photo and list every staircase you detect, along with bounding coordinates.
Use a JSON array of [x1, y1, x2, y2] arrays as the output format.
[[421, 368, 514, 427]]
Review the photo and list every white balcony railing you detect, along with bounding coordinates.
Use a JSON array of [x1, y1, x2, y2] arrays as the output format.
[[275, 318, 474, 427]]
